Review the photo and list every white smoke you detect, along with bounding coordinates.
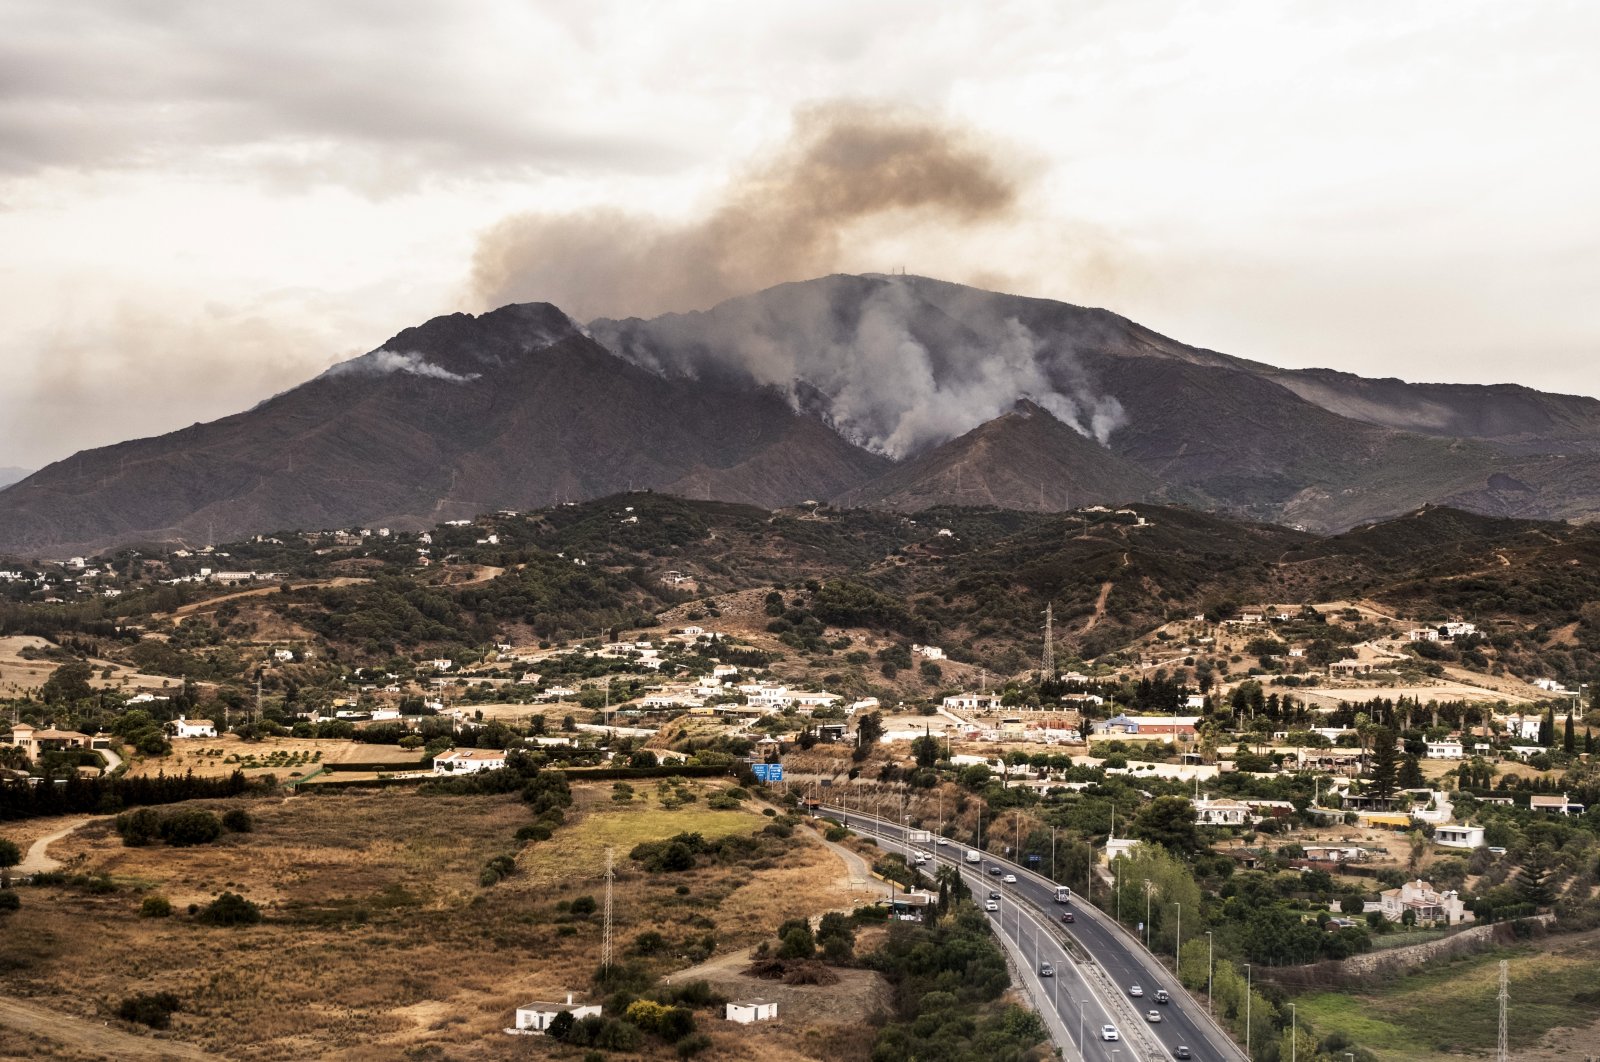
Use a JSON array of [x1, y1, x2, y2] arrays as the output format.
[[320, 349, 480, 384], [596, 277, 1127, 459]]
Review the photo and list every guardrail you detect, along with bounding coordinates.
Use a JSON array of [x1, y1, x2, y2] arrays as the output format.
[[823, 804, 1246, 1062]]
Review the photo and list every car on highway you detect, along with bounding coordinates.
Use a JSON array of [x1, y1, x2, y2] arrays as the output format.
[[1154, 988, 1170, 1004], [1003, 873, 1017, 883], [914, 853, 927, 865], [1101, 1025, 1119, 1041], [936, 837, 949, 846], [1128, 984, 1144, 997], [1060, 911, 1075, 923], [1173, 1047, 1191, 1059], [988, 890, 1001, 900], [988, 865, 1003, 876], [1039, 961, 1054, 977], [1146, 1009, 1162, 1023], [984, 899, 999, 912]]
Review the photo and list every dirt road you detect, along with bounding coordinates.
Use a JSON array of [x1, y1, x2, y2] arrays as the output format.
[[17, 816, 97, 876], [0, 997, 220, 1060]]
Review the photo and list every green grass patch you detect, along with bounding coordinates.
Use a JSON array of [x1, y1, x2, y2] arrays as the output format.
[[1297, 940, 1600, 1060], [523, 802, 764, 886]]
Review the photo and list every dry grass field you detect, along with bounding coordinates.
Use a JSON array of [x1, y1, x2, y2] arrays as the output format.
[[0, 781, 874, 1060]]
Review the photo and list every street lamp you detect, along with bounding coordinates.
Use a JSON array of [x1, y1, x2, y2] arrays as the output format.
[[1243, 963, 1252, 1061], [1078, 998, 1085, 1050], [1206, 930, 1214, 1014], [1290, 1002, 1298, 1062], [1173, 902, 1181, 969], [1144, 880, 1153, 948]]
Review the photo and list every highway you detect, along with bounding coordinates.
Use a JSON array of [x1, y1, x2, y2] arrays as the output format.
[[824, 805, 1245, 1062]]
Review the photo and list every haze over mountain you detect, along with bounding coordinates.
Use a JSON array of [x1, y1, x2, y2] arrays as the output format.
[[2, 273, 1598, 556], [0, 468, 31, 490]]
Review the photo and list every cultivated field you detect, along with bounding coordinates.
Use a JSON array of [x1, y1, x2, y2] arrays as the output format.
[[1296, 929, 1600, 1060], [129, 735, 424, 781], [0, 781, 872, 1060]]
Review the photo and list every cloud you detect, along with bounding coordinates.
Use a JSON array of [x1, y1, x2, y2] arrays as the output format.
[[319, 349, 479, 383], [469, 101, 1023, 320]]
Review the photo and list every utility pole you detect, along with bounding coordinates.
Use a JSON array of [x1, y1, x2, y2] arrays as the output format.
[[1042, 603, 1055, 678], [1497, 959, 1509, 1062], [1244, 963, 1252, 1060], [602, 847, 615, 974]]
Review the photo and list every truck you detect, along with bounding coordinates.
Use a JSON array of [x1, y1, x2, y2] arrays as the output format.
[[1054, 885, 1072, 904], [906, 829, 932, 843], [965, 849, 982, 864]]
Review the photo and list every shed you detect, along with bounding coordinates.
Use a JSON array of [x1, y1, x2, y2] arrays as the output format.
[[726, 999, 778, 1024]]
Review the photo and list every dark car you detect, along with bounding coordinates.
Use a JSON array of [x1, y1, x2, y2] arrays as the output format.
[[1154, 988, 1170, 1004], [1061, 911, 1076, 923], [988, 865, 1003, 876], [1173, 1047, 1191, 1060]]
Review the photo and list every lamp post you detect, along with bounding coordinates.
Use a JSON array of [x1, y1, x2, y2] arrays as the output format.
[[1078, 998, 1085, 1051], [1173, 902, 1181, 970], [1244, 963, 1252, 1061], [1290, 1002, 1298, 1062], [1206, 930, 1214, 1014], [1144, 880, 1153, 948]]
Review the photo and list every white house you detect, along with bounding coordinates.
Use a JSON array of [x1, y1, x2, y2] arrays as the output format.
[[1193, 797, 1252, 826], [1530, 793, 1584, 816], [726, 999, 778, 1024], [943, 694, 1002, 712], [711, 664, 740, 680], [1425, 740, 1464, 760], [432, 749, 508, 775], [169, 716, 218, 739], [512, 994, 601, 1034], [913, 644, 945, 661], [1379, 879, 1473, 926], [1184, 694, 1205, 710], [273, 649, 296, 662], [1434, 824, 1486, 849], [1501, 714, 1544, 741]]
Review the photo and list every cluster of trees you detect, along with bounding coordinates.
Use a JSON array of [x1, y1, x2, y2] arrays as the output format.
[[114, 806, 251, 847], [0, 769, 252, 821]]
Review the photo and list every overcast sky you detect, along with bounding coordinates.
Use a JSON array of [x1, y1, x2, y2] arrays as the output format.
[[2, 0, 1597, 469]]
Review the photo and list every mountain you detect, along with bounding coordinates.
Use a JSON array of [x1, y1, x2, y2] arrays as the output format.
[[3, 272, 1600, 554], [836, 399, 1169, 512]]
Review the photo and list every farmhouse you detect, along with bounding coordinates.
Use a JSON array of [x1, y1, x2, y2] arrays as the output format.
[[512, 994, 601, 1034], [432, 749, 508, 775], [168, 716, 218, 739], [943, 693, 1002, 712], [1530, 793, 1584, 816], [1091, 714, 1199, 737], [1424, 740, 1464, 760]]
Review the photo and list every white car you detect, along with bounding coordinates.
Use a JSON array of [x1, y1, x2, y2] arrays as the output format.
[[914, 854, 928, 864], [1101, 1025, 1120, 1041], [1129, 984, 1144, 997], [1003, 873, 1017, 883], [984, 900, 999, 912], [1147, 1010, 1163, 1023], [936, 837, 949, 846]]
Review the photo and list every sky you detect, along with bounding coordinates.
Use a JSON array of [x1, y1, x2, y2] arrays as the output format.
[[1, 0, 1597, 470]]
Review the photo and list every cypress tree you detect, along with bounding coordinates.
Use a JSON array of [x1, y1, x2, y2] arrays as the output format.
[[1539, 707, 1555, 748], [1563, 711, 1576, 755]]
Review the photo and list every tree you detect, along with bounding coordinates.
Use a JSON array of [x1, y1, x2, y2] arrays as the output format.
[[1131, 796, 1201, 855], [1563, 710, 1576, 755], [1369, 727, 1399, 800], [41, 661, 93, 705], [1514, 847, 1556, 908], [1398, 752, 1424, 790], [197, 891, 262, 926], [910, 735, 940, 769], [1539, 706, 1555, 748], [0, 838, 18, 889], [855, 712, 884, 749]]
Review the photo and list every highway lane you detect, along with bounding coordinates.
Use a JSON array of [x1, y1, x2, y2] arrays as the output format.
[[826, 805, 1245, 1062]]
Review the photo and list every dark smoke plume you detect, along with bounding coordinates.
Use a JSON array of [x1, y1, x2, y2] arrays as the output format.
[[470, 101, 1019, 320]]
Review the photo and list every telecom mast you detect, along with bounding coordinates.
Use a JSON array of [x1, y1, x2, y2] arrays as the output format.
[[1041, 603, 1055, 678]]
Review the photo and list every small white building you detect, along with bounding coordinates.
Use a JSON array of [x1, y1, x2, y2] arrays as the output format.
[[273, 649, 296, 662], [726, 999, 778, 1024], [1434, 824, 1486, 850], [913, 644, 945, 661], [512, 994, 601, 1034], [1425, 740, 1464, 760], [1379, 879, 1473, 926], [169, 716, 218, 739], [1193, 797, 1252, 826], [943, 693, 1002, 712], [432, 749, 508, 775]]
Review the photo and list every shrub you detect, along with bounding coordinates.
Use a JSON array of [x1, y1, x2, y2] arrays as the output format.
[[160, 810, 223, 847], [221, 808, 253, 833], [139, 895, 173, 918], [570, 895, 598, 917], [114, 808, 163, 847], [0, 889, 19, 913], [516, 824, 553, 843], [197, 891, 262, 926], [117, 991, 180, 1029]]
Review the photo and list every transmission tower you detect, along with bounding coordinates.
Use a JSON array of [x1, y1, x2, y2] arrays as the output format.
[[602, 847, 615, 973], [1497, 959, 1508, 1062], [1041, 603, 1055, 678]]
